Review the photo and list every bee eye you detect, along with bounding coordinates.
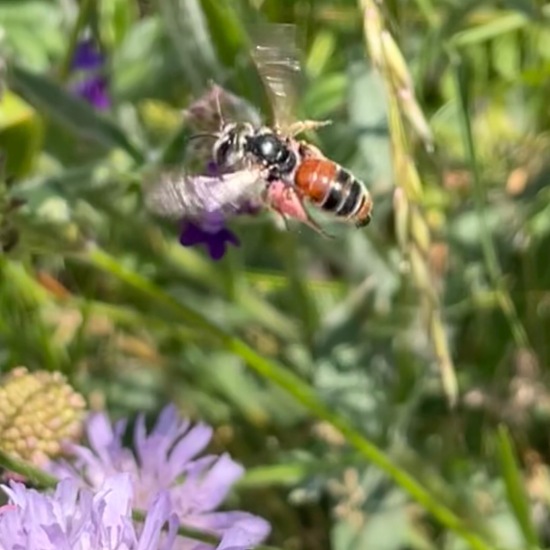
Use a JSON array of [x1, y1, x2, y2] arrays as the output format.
[[215, 138, 232, 165]]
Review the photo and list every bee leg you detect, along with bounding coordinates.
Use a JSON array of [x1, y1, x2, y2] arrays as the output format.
[[281, 184, 334, 239], [303, 212, 335, 239], [287, 120, 332, 137]]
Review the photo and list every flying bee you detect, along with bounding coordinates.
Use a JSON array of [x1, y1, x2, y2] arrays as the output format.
[[145, 23, 372, 237], [144, 92, 270, 225], [249, 23, 373, 228]]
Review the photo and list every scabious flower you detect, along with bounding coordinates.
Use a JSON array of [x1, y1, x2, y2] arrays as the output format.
[[0, 473, 178, 550], [70, 38, 110, 110], [47, 404, 270, 550]]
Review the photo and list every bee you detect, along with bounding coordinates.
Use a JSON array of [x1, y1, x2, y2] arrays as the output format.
[[145, 24, 372, 234], [249, 23, 373, 228]]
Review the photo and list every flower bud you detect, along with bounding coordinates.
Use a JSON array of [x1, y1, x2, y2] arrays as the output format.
[[0, 367, 86, 466]]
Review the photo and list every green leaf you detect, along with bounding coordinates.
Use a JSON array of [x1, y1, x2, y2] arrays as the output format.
[[157, 0, 221, 94], [0, 0, 64, 70], [496, 425, 540, 549], [0, 90, 43, 178], [198, 0, 264, 102], [450, 11, 531, 47], [9, 64, 144, 164], [111, 17, 179, 102], [99, 0, 138, 48]]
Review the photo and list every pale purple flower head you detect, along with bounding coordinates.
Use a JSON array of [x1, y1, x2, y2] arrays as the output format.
[[0, 473, 178, 550], [47, 405, 270, 550], [70, 38, 110, 110]]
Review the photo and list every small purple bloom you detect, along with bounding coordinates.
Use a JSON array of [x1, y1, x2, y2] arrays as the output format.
[[71, 38, 104, 71], [179, 165, 240, 261], [179, 221, 240, 261], [0, 474, 178, 550], [70, 38, 110, 110], [177, 162, 261, 261], [72, 75, 110, 110], [47, 405, 271, 550]]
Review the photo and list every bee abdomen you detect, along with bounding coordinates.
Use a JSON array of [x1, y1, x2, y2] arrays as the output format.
[[334, 169, 372, 226], [294, 159, 373, 226], [294, 159, 337, 205], [333, 169, 359, 216]]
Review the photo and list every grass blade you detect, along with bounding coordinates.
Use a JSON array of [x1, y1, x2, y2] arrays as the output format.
[[496, 425, 540, 549], [9, 64, 144, 163]]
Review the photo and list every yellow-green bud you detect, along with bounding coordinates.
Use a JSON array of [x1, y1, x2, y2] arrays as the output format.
[[0, 367, 86, 466]]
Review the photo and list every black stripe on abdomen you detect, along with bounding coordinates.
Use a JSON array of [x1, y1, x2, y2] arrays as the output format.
[[321, 183, 342, 211], [335, 172, 361, 217]]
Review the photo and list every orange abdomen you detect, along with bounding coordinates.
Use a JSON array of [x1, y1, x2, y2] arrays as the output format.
[[294, 159, 337, 204]]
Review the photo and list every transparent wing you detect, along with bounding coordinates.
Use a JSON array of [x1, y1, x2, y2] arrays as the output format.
[[251, 23, 302, 132], [183, 83, 262, 134], [145, 167, 267, 222]]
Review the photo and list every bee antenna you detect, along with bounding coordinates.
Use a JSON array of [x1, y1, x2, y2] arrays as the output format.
[[214, 87, 225, 129]]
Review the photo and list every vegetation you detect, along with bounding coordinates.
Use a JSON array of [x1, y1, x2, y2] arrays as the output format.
[[2, 0, 550, 548]]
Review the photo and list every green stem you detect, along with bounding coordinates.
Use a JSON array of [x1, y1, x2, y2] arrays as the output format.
[[59, 0, 96, 82], [77, 245, 495, 550], [0, 449, 58, 488]]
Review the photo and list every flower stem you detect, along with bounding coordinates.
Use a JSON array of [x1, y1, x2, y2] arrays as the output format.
[[0, 449, 58, 488], [59, 0, 96, 82]]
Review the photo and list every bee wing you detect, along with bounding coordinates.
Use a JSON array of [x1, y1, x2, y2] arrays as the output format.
[[145, 168, 267, 222], [251, 23, 302, 132], [183, 83, 262, 134]]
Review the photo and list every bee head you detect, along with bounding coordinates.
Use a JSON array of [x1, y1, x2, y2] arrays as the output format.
[[213, 122, 255, 169]]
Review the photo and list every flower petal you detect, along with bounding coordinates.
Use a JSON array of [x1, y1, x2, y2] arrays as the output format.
[[190, 454, 244, 511], [71, 39, 104, 70], [72, 76, 110, 110], [167, 424, 213, 477], [216, 514, 271, 550], [179, 222, 209, 247], [179, 222, 240, 261], [206, 228, 240, 260], [136, 491, 172, 550]]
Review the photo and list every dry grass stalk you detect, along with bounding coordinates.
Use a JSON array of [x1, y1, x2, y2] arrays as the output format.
[[359, 0, 458, 405]]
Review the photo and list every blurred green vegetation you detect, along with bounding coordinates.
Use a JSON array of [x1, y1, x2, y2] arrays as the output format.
[[2, 0, 550, 549]]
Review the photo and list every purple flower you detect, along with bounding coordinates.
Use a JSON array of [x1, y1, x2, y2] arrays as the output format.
[[179, 221, 240, 261], [47, 405, 271, 550], [0, 473, 178, 550], [177, 162, 262, 261], [70, 38, 110, 110], [71, 38, 104, 71], [72, 76, 110, 110]]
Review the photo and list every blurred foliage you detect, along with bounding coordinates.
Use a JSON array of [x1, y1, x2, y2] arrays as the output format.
[[2, 0, 550, 549]]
